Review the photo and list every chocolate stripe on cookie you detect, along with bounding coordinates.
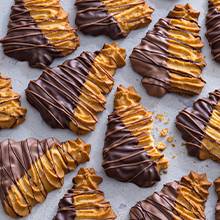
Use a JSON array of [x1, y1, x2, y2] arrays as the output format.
[[130, 4, 206, 97], [0, 138, 90, 218], [102, 86, 168, 187], [53, 168, 116, 220], [206, 0, 220, 62], [0, 75, 26, 128], [176, 90, 220, 162], [26, 43, 126, 134], [130, 171, 211, 220], [75, 0, 154, 39], [215, 178, 220, 220], [1, 0, 79, 68]]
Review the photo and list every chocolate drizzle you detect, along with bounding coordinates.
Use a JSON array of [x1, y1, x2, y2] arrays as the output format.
[[75, 0, 122, 39], [206, 0, 220, 62], [53, 168, 116, 220], [26, 43, 126, 134], [215, 178, 220, 220], [75, 0, 153, 40], [130, 4, 206, 97], [176, 90, 220, 160], [26, 52, 96, 129], [102, 86, 168, 187], [0, 0, 79, 68], [130, 171, 211, 220], [0, 138, 90, 217]]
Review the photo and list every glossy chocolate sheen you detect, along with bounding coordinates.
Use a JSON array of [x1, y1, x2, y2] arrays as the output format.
[[103, 111, 160, 187], [53, 168, 116, 220], [130, 4, 206, 97], [75, 0, 153, 40], [176, 90, 220, 159], [0, 138, 59, 194], [0, 138, 90, 217], [206, 0, 220, 62], [102, 86, 168, 187], [75, 0, 122, 39], [26, 43, 126, 134], [26, 51, 96, 129], [130, 171, 211, 220], [0, 0, 79, 68], [215, 178, 220, 220]]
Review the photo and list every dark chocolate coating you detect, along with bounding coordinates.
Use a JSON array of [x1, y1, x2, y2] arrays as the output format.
[[130, 182, 178, 220], [26, 51, 96, 129], [0, 138, 60, 203], [130, 172, 210, 220], [206, 1, 220, 62], [176, 90, 220, 158], [75, 0, 123, 40], [102, 110, 160, 187], [0, 0, 60, 68], [130, 7, 205, 97], [130, 26, 171, 97], [53, 189, 76, 220]]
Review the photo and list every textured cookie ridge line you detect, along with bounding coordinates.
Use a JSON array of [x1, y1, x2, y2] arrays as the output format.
[[75, 0, 153, 39], [215, 177, 220, 220], [0, 74, 26, 129], [206, 0, 220, 62], [130, 4, 206, 97], [176, 89, 220, 162], [129, 171, 211, 220], [102, 85, 168, 187], [0, 138, 90, 217], [53, 168, 116, 220], [26, 42, 126, 134], [1, 0, 79, 68]]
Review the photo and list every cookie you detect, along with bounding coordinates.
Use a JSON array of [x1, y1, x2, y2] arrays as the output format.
[[0, 138, 90, 217], [206, 0, 220, 62], [176, 90, 220, 162], [53, 168, 116, 220], [26, 43, 126, 134], [0, 75, 26, 128], [130, 4, 206, 97], [215, 178, 220, 220], [75, 0, 154, 39], [102, 85, 168, 187], [130, 171, 211, 220], [0, 0, 79, 68]]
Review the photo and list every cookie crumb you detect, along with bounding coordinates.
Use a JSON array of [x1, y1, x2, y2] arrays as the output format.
[[167, 136, 174, 143], [160, 128, 168, 137], [156, 142, 166, 151], [155, 114, 165, 122]]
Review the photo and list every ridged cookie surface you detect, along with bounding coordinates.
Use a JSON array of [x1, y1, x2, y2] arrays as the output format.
[[130, 4, 206, 97], [0, 138, 90, 217], [102, 85, 168, 187]]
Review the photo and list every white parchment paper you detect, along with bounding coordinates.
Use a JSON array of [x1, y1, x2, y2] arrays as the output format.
[[0, 0, 219, 219]]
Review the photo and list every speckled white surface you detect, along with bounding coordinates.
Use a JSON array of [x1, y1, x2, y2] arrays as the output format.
[[0, 0, 219, 219]]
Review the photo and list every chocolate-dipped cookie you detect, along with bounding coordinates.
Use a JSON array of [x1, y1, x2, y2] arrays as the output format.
[[102, 85, 168, 187], [26, 43, 126, 134], [53, 168, 116, 220], [130, 4, 206, 97], [0, 75, 26, 128], [176, 90, 220, 162], [0, 138, 90, 218], [206, 0, 220, 62], [130, 171, 211, 220], [215, 178, 220, 220], [75, 0, 154, 40], [0, 0, 79, 68]]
